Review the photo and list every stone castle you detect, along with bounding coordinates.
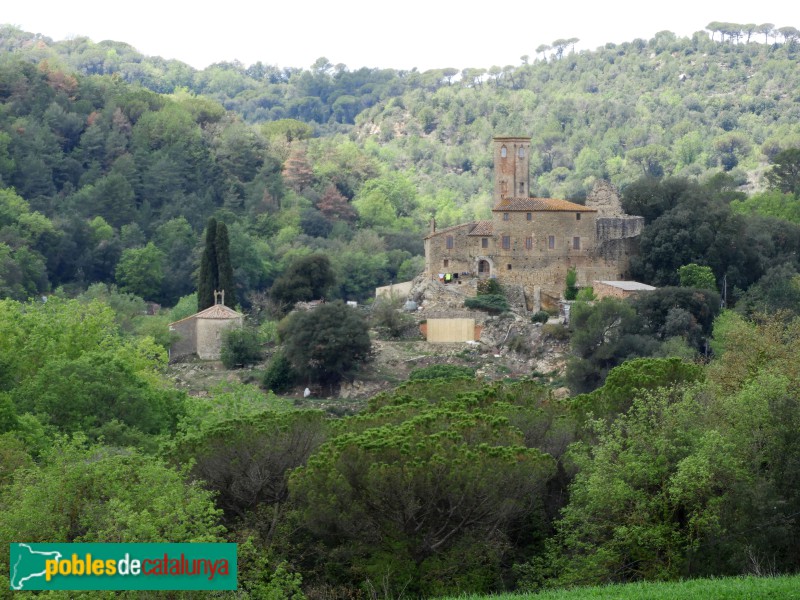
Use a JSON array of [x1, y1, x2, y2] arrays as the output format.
[[423, 136, 644, 307]]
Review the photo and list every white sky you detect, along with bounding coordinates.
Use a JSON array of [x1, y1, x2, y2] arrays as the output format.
[[2, 1, 795, 72]]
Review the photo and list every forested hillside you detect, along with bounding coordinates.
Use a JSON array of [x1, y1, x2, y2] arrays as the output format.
[[1, 23, 799, 307]]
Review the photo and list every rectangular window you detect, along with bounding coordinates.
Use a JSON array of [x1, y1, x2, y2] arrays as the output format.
[[443, 259, 449, 267], [481, 237, 488, 248], [526, 212, 532, 221], [525, 236, 533, 250], [503, 212, 509, 221], [576, 212, 581, 220], [446, 235, 453, 249], [502, 236, 511, 250], [548, 235, 555, 250], [573, 236, 581, 250]]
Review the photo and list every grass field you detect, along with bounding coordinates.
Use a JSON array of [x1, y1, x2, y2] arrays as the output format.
[[439, 574, 800, 600]]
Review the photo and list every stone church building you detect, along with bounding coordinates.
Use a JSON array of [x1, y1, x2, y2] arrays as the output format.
[[423, 136, 644, 305]]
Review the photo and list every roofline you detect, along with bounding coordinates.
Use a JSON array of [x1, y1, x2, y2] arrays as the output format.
[[423, 221, 478, 240]]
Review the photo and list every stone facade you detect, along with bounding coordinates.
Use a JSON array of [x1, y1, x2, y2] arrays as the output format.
[[424, 136, 643, 303], [169, 302, 244, 361]]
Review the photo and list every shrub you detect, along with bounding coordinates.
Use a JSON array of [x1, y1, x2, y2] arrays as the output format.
[[564, 268, 578, 300], [409, 364, 475, 380], [221, 326, 263, 368], [279, 301, 372, 386], [477, 278, 503, 296], [542, 323, 570, 341], [531, 311, 550, 324], [576, 287, 595, 301], [464, 294, 509, 314], [371, 297, 415, 339], [261, 351, 298, 394]]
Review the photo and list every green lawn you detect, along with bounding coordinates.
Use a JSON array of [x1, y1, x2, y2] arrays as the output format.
[[439, 575, 800, 600]]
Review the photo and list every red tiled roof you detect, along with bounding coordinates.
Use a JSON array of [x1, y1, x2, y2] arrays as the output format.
[[493, 197, 596, 212], [169, 303, 243, 326], [468, 221, 493, 236]]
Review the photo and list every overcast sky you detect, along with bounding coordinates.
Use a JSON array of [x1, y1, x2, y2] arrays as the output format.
[[2, 1, 795, 72]]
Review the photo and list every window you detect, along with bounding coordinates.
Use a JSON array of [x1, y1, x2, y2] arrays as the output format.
[[443, 259, 449, 267], [519, 182, 525, 194], [548, 235, 555, 250], [526, 212, 532, 221], [507, 264, 512, 270], [573, 237, 581, 250], [446, 235, 453, 249], [502, 236, 511, 250], [500, 145, 507, 158], [518, 147, 525, 158], [525, 236, 533, 250], [503, 212, 509, 221], [481, 237, 488, 248], [576, 212, 581, 220]]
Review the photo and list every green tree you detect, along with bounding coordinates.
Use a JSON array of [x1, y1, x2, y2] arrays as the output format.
[[0, 437, 224, 550], [270, 254, 335, 308], [678, 263, 717, 290], [198, 217, 218, 311], [765, 148, 800, 196], [215, 221, 236, 307], [115, 242, 165, 301], [564, 267, 578, 300], [290, 400, 555, 597], [279, 301, 371, 386]]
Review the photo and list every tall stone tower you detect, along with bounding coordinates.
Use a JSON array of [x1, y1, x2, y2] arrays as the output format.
[[493, 136, 531, 204]]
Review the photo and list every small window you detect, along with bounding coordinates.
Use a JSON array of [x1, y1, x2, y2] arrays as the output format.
[[446, 235, 453, 249], [518, 147, 525, 158], [481, 237, 488, 248], [503, 212, 509, 221], [525, 236, 533, 250], [501, 145, 507, 158], [548, 235, 555, 250], [507, 264, 512, 270], [576, 212, 581, 220], [502, 236, 511, 250], [526, 212, 532, 221], [519, 182, 525, 194], [443, 259, 449, 267], [573, 237, 581, 250]]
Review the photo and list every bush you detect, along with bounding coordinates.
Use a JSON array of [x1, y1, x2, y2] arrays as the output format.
[[464, 294, 509, 314], [564, 268, 578, 300], [221, 326, 263, 369], [279, 301, 372, 386], [541, 323, 570, 341], [476, 278, 503, 296], [409, 364, 475, 380], [261, 351, 298, 394], [371, 297, 415, 338], [531, 311, 550, 324]]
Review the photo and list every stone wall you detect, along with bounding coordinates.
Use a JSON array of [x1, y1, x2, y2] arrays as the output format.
[[169, 317, 197, 360], [196, 316, 243, 360]]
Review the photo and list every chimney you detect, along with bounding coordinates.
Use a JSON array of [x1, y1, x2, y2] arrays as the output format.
[[430, 217, 436, 233]]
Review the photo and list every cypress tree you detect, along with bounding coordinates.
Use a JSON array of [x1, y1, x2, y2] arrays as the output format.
[[197, 218, 218, 311], [215, 221, 236, 308]]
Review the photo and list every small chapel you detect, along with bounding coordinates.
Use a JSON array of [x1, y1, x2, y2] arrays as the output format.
[[423, 136, 644, 305]]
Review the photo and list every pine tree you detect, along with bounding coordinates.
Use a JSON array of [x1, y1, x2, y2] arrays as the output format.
[[197, 218, 218, 311], [215, 221, 236, 308]]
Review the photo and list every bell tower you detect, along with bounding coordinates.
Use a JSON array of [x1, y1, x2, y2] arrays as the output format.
[[493, 136, 531, 204]]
